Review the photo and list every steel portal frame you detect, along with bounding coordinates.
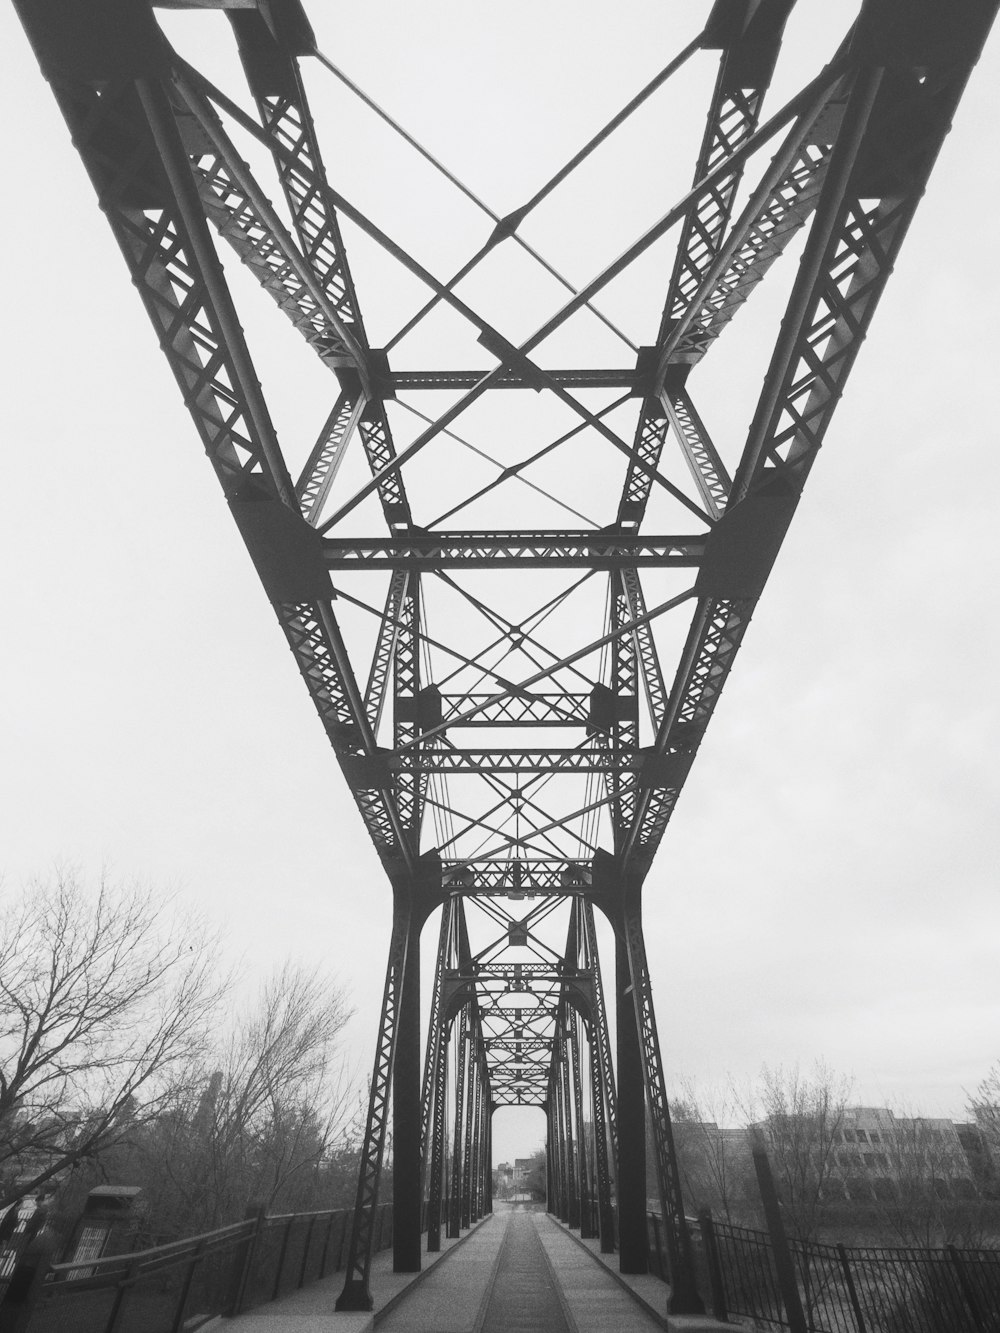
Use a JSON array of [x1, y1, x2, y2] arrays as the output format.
[[11, 0, 997, 1318]]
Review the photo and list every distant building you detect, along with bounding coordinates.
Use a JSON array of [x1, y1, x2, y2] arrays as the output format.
[[833, 1107, 973, 1199], [741, 1106, 977, 1202], [513, 1158, 534, 1183]]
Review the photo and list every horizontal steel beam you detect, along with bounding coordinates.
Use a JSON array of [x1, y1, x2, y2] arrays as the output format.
[[391, 369, 638, 391], [440, 694, 590, 727], [398, 749, 642, 775], [324, 533, 705, 570]]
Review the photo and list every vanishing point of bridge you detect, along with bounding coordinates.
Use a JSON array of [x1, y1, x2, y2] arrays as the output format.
[[11, 0, 996, 1324]]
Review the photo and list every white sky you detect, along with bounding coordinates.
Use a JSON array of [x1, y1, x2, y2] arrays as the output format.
[[2, 1, 999, 1170]]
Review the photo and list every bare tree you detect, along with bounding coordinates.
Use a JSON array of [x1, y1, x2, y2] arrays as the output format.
[[738, 1062, 851, 1242], [857, 1111, 981, 1247], [0, 870, 223, 1209], [672, 1080, 752, 1223], [135, 962, 356, 1233], [968, 1065, 1000, 1196]]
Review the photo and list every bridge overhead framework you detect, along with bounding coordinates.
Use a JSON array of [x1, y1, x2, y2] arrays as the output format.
[[10, 0, 997, 1320]]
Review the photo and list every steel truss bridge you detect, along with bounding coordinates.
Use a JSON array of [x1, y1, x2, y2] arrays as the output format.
[[13, 0, 996, 1318]]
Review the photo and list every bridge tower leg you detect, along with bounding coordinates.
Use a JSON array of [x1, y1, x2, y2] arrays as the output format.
[[484, 1104, 494, 1214], [423, 901, 454, 1252], [615, 929, 648, 1275], [469, 1049, 483, 1223], [562, 1021, 580, 1229], [425, 1021, 448, 1252], [460, 1011, 476, 1229], [552, 1029, 572, 1223], [582, 903, 617, 1254], [336, 903, 411, 1311], [447, 1006, 468, 1238], [545, 1109, 555, 1214], [623, 906, 704, 1315], [569, 1009, 594, 1237], [393, 909, 422, 1272]]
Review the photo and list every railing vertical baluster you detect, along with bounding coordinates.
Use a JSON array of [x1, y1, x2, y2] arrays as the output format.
[[337, 1210, 351, 1270], [170, 1239, 205, 1333], [272, 1217, 294, 1301], [836, 1243, 867, 1333], [226, 1203, 265, 1317], [319, 1211, 336, 1277], [698, 1210, 728, 1323], [298, 1215, 316, 1288], [649, 1213, 663, 1279], [103, 1258, 138, 1333], [949, 1244, 986, 1333]]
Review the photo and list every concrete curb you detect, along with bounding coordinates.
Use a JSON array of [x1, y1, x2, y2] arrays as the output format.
[[373, 1214, 494, 1327], [552, 1219, 731, 1333]]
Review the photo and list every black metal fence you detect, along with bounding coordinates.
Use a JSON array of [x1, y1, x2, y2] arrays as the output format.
[[647, 1211, 1000, 1333], [2, 1204, 392, 1333]]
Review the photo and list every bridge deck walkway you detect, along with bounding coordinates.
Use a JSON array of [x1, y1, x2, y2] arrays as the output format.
[[221, 1203, 720, 1333]]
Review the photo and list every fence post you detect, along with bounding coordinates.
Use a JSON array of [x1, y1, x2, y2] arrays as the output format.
[[835, 1243, 867, 1333], [698, 1209, 729, 1323], [272, 1216, 295, 1301], [224, 1201, 265, 1317], [297, 1215, 316, 1289], [169, 1239, 205, 1333], [335, 1210, 350, 1271], [104, 1257, 139, 1333], [649, 1214, 664, 1280], [319, 1212, 336, 1278], [752, 1145, 807, 1333], [0, 1221, 58, 1333], [948, 1245, 986, 1333]]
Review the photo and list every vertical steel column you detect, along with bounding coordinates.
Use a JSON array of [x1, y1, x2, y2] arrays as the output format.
[[484, 1103, 493, 1214], [336, 902, 411, 1310], [426, 1016, 449, 1252], [423, 901, 453, 1252], [588, 1011, 616, 1252], [469, 1045, 482, 1223], [623, 907, 703, 1314], [611, 572, 640, 852], [569, 1009, 592, 1235], [389, 571, 422, 1273], [393, 907, 422, 1272], [393, 572, 422, 841], [615, 929, 647, 1275], [559, 1026, 579, 1226], [447, 1006, 468, 1238], [582, 903, 616, 1252], [545, 1112, 556, 1214], [460, 1014, 476, 1230], [547, 1056, 567, 1220]]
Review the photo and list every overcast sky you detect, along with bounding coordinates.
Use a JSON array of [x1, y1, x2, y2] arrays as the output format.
[[2, 0, 999, 1168]]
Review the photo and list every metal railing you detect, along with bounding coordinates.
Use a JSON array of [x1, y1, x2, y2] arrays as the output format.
[[647, 1211, 1000, 1332], [4, 1203, 393, 1333]]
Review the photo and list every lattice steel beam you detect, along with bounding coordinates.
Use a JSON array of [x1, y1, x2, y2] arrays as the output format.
[[323, 533, 705, 570]]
